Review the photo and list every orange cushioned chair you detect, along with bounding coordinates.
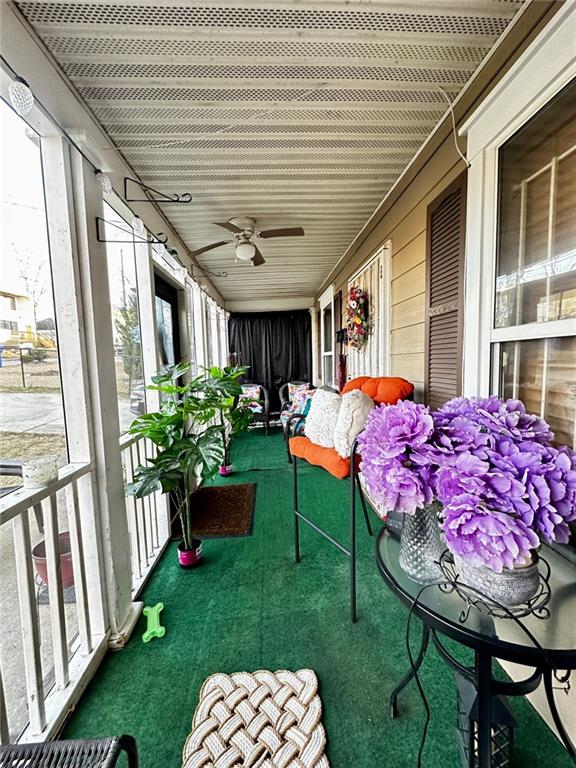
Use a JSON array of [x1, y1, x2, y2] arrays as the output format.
[[288, 376, 414, 622]]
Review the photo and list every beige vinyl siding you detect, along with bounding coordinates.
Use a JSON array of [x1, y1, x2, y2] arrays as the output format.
[[321, 2, 559, 404], [333, 135, 465, 402]]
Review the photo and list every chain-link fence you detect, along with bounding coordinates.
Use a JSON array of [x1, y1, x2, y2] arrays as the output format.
[[0, 346, 62, 391]]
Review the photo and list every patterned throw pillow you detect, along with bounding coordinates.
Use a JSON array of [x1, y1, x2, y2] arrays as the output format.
[[239, 385, 263, 414], [304, 388, 342, 448], [288, 382, 311, 401], [333, 389, 374, 458], [281, 389, 314, 433]]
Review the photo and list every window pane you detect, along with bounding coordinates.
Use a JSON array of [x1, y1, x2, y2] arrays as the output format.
[[323, 355, 334, 387], [156, 296, 175, 368], [0, 101, 68, 492], [323, 306, 332, 352], [498, 336, 576, 448], [496, 79, 576, 328], [103, 203, 144, 432]]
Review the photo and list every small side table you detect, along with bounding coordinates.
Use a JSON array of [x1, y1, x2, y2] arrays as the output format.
[[376, 527, 576, 768]]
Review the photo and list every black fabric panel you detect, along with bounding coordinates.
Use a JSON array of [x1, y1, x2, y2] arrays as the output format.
[[228, 310, 312, 408]]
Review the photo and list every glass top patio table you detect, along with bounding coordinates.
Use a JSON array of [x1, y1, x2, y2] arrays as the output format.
[[376, 528, 576, 669]]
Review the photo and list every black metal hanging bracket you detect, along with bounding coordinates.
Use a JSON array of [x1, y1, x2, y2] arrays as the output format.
[[124, 176, 192, 204], [160, 247, 228, 280], [96, 217, 168, 245]]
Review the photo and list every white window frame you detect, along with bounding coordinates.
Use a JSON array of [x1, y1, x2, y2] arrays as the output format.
[[319, 285, 335, 387], [460, 2, 576, 398]]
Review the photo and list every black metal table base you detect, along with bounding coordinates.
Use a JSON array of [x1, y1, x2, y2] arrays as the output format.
[[389, 618, 576, 766]]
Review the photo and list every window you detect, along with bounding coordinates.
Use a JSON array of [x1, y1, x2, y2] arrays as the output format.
[[493, 79, 576, 447], [102, 202, 144, 432], [0, 99, 68, 490], [319, 286, 335, 387], [496, 80, 576, 330]]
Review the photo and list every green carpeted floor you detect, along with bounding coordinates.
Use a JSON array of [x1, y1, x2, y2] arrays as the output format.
[[64, 430, 571, 767]]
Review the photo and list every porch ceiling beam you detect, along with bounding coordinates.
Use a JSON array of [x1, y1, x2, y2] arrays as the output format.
[[30, 24, 506, 47], [20, 0, 519, 17], [55, 52, 480, 75], [97, 114, 443, 128], [73, 77, 460, 95], [104, 129, 431, 141], [82, 97, 449, 112], [121, 146, 418, 156]]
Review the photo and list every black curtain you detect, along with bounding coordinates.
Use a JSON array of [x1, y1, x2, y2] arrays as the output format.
[[228, 310, 312, 408]]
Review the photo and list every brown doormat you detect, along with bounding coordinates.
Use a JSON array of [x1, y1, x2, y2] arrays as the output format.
[[190, 483, 256, 538]]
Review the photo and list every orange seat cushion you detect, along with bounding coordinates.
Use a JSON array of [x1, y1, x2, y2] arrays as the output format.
[[341, 376, 414, 405], [289, 436, 351, 479]]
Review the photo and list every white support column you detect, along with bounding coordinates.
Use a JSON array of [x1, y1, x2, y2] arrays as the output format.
[[69, 150, 141, 643], [41, 136, 108, 638], [309, 306, 319, 387]]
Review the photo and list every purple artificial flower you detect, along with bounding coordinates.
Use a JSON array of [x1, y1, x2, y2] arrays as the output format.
[[358, 400, 435, 516], [358, 399, 433, 459], [442, 494, 540, 573], [361, 457, 433, 516]]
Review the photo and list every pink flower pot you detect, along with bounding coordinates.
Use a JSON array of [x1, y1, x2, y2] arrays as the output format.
[[177, 540, 203, 568], [32, 531, 75, 588], [219, 464, 233, 476]]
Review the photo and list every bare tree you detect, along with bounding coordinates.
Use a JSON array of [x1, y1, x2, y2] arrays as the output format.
[[13, 242, 49, 331]]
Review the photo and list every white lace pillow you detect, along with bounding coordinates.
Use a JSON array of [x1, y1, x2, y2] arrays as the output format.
[[304, 388, 342, 448], [333, 390, 374, 458]]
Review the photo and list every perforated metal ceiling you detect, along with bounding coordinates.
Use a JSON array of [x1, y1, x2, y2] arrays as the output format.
[[16, 0, 525, 302]]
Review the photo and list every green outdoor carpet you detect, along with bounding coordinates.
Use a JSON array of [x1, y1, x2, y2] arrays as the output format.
[[63, 429, 572, 767]]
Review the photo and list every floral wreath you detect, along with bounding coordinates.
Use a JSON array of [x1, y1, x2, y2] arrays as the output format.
[[345, 285, 371, 349]]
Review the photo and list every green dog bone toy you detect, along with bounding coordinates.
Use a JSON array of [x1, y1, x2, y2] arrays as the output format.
[[142, 602, 166, 643]]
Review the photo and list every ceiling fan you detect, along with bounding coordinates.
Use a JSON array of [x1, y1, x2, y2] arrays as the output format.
[[189, 217, 305, 267]]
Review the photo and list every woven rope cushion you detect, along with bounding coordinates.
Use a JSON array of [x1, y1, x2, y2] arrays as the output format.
[[183, 669, 330, 768]]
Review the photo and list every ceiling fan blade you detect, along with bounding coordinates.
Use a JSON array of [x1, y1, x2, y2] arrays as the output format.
[[188, 240, 231, 257], [251, 247, 266, 267], [258, 227, 305, 239], [213, 221, 243, 234]]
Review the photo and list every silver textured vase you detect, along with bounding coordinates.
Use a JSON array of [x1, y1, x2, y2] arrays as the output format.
[[398, 503, 444, 583], [454, 554, 540, 607]]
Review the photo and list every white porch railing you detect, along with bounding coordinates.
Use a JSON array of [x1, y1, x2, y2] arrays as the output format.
[[120, 435, 170, 597], [0, 463, 108, 745]]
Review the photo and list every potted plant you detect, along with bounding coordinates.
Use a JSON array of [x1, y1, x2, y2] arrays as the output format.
[[430, 396, 576, 605], [208, 366, 254, 475], [357, 399, 444, 583], [358, 396, 576, 603], [125, 363, 243, 567]]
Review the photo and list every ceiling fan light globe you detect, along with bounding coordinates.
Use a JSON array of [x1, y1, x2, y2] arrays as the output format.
[[235, 242, 256, 261]]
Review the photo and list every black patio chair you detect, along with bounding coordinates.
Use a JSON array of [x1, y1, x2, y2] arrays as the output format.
[[278, 381, 311, 411], [240, 383, 270, 435], [0, 735, 138, 767]]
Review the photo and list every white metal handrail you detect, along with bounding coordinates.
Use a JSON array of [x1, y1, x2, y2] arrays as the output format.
[[120, 436, 170, 597], [0, 462, 107, 744]]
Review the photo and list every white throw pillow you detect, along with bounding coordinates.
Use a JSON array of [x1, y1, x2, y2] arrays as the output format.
[[333, 390, 374, 458], [304, 388, 342, 448]]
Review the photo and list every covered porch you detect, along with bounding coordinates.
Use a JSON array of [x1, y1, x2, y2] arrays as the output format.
[[1, 1, 575, 766]]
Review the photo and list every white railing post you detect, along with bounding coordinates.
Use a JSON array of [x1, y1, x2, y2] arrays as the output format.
[[12, 513, 46, 736], [41, 494, 69, 690], [0, 666, 9, 745]]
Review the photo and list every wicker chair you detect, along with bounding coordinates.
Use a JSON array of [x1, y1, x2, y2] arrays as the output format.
[[0, 735, 138, 767], [240, 383, 270, 435], [278, 381, 311, 411]]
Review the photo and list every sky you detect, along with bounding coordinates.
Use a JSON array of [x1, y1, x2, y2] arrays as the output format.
[[0, 98, 54, 320], [0, 98, 138, 325]]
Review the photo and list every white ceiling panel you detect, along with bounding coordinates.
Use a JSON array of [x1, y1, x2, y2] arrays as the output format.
[[15, 0, 524, 303]]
